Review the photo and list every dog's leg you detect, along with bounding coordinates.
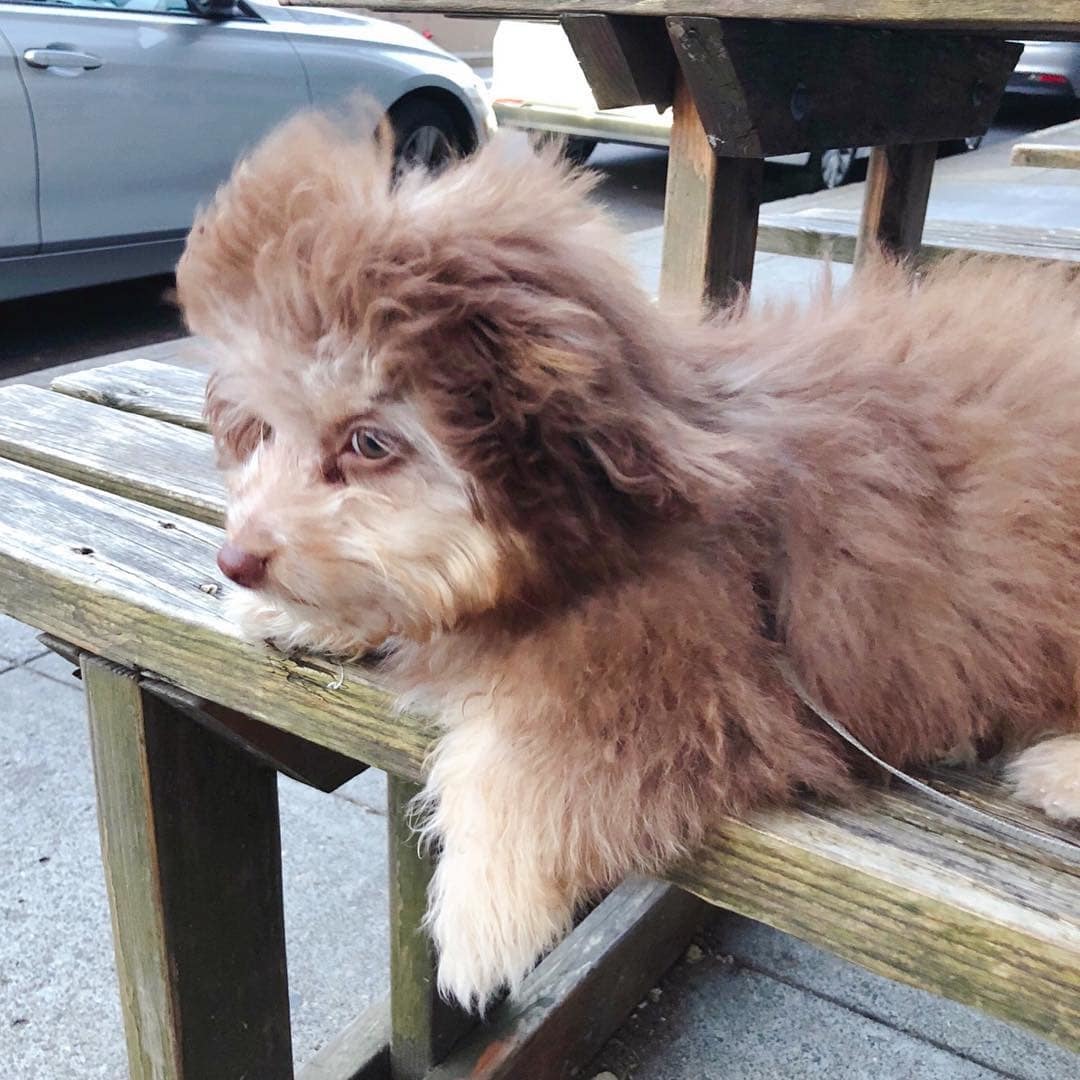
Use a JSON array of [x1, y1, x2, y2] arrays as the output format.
[[1006, 734, 1080, 821], [415, 719, 583, 1013]]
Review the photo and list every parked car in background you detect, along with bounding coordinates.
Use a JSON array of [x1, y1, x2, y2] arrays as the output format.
[[0, 0, 496, 301], [1008, 41, 1080, 102], [491, 21, 982, 191]]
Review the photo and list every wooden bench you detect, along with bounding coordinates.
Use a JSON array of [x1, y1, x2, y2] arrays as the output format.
[[0, 358, 1074, 1079], [1012, 118, 1080, 170], [756, 206, 1080, 265]]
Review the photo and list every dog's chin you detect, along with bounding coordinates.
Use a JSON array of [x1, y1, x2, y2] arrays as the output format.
[[223, 586, 392, 659]]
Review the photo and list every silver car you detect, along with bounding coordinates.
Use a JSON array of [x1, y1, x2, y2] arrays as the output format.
[[0, 0, 496, 301], [1008, 40, 1080, 101]]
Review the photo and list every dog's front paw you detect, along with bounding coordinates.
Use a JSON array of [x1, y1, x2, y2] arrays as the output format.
[[427, 852, 574, 1013], [1007, 734, 1080, 821], [223, 588, 305, 650], [223, 588, 386, 658]]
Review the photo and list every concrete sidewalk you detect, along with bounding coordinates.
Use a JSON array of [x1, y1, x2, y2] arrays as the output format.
[[4, 134, 1080, 1079]]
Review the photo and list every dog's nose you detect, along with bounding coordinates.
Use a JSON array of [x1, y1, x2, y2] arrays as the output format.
[[217, 543, 270, 589]]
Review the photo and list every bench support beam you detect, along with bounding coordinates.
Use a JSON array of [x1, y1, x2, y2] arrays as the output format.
[[388, 776, 473, 1079], [83, 656, 293, 1080], [561, 14, 675, 110], [856, 142, 939, 264], [661, 69, 763, 306], [297, 999, 390, 1080], [426, 878, 710, 1080]]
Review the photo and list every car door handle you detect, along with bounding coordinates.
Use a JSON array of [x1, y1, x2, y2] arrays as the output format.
[[23, 48, 103, 71]]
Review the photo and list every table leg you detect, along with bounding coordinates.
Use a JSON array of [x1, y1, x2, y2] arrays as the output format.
[[856, 142, 938, 266], [660, 69, 763, 308], [387, 776, 471, 1080], [82, 656, 293, 1080]]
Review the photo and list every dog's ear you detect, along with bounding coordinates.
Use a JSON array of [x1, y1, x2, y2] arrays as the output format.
[[437, 316, 746, 527], [581, 414, 696, 516], [577, 369, 752, 520]]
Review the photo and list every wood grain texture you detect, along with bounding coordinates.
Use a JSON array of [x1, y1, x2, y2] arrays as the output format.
[[283, 1, 1080, 37], [1012, 144, 1080, 170], [83, 657, 293, 1079], [757, 205, 1080, 264], [856, 142, 939, 263], [562, 14, 675, 109], [667, 773, 1080, 1050], [0, 384, 222, 524], [660, 70, 762, 305], [40, 633, 367, 792], [0, 458, 433, 780], [52, 358, 208, 430], [388, 776, 472, 1079], [427, 879, 708, 1080], [666, 18, 1019, 156], [297, 999, 390, 1080]]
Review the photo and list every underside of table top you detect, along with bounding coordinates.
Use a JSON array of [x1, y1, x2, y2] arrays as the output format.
[[283, 1, 1080, 39]]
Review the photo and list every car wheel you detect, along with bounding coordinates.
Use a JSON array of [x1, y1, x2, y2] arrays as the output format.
[[809, 147, 857, 190], [561, 137, 598, 166], [946, 134, 983, 154], [390, 98, 466, 174], [534, 133, 597, 166]]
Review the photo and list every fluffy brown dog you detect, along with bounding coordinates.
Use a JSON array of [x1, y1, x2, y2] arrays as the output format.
[[177, 112, 1080, 1011]]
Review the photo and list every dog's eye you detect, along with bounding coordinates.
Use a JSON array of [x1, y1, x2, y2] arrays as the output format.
[[348, 428, 394, 461]]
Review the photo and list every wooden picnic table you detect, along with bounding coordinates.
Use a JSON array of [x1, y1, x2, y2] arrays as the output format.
[[4, 3, 1080, 1079], [1012, 117, 1080, 170]]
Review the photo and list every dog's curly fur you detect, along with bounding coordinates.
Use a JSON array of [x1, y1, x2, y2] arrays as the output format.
[[177, 112, 1080, 1011]]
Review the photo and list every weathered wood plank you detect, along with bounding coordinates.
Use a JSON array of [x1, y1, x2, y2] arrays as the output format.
[[289, 1, 1080, 37], [666, 18, 1018, 156], [856, 142, 939, 263], [83, 657, 293, 1079], [0, 384, 222, 524], [297, 999, 390, 1080], [756, 206, 1080, 264], [388, 776, 472, 1079], [1011, 119, 1080, 170], [660, 68, 762, 305], [52, 358, 208, 430], [562, 14, 674, 110], [1012, 143, 1080, 170], [0, 458, 432, 780], [426, 878, 708, 1080], [667, 777, 1080, 1051]]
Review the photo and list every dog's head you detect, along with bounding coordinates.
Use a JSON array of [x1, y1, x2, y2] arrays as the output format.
[[178, 112, 742, 653]]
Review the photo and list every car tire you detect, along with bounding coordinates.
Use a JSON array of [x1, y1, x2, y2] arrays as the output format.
[[808, 147, 857, 190], [389, 97, 468, 174], [945, 134, 984, 155], [561, 137, 598, 166], [534, 133, 597, 166]]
